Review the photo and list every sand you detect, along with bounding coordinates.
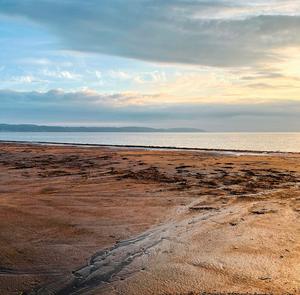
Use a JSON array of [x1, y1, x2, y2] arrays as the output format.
[[0, 143, 299, 294]]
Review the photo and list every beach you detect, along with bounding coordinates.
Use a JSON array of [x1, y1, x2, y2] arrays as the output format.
[[0, 142, 299, 294]]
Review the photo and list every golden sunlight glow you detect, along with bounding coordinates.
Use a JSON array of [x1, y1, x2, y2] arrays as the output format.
[[137, 47, 300, 106]]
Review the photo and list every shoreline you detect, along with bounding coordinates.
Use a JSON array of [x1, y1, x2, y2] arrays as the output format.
[[0, 139, 296, 155]]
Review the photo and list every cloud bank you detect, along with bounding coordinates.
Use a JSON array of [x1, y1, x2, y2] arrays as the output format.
[[1, 0, 300, 67], [2, 89, 300, 131]]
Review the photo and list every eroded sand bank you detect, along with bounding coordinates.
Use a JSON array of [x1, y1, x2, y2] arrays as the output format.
[[0, 143, 299, 294]]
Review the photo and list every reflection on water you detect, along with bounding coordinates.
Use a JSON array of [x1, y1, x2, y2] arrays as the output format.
[[1, 132, 300, 152]]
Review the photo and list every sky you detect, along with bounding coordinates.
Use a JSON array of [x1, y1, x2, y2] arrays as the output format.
[[1, 0, 300, 131]]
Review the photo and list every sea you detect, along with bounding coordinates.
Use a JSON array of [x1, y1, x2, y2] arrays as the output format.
[[1, 132, 300, 153]]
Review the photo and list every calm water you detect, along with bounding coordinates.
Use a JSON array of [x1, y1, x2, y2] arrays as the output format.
[[1, 132, 300, 152]]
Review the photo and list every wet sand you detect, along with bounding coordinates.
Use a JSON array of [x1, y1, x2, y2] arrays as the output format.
[[0, 143, 299, 294]]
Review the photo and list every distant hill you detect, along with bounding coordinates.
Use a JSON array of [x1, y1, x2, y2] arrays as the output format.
[[0, 124, 204, 133]]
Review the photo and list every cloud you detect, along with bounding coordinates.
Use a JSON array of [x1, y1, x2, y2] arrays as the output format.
[[1, 0, 300, 67], [41, 69, 81, 80], [5, 75, 47, 84], [0, 88, 160, 107], [2, 88, 300, 131]]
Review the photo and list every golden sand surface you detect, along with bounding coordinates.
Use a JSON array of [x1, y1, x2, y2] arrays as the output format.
[[0, 143, 299, 294]]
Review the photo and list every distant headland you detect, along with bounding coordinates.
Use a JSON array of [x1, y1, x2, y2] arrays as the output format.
[[0, 124, 204, 133]]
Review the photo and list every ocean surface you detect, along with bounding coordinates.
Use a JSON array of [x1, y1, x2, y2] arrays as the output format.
[[1, 132, 300, 152]]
